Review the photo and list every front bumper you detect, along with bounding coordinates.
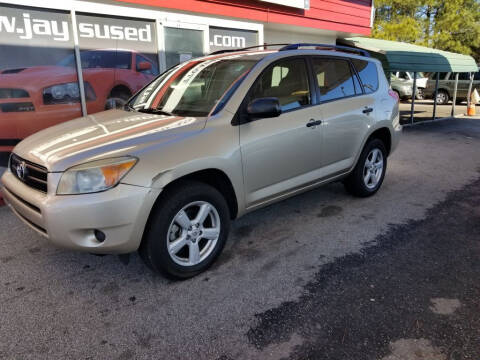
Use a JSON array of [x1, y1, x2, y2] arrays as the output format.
[[1, 170, 161, 254]]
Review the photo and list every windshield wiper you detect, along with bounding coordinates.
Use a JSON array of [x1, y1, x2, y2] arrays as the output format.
[[124, 103, 136, 112], [137, 108, 174, 116]]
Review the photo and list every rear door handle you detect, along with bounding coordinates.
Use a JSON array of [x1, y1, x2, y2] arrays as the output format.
[[363, 107, 374, 114], [306, 119, 322, 128]]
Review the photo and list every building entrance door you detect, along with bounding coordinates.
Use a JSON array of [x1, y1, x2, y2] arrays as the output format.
[[160, 21, 208, 70]]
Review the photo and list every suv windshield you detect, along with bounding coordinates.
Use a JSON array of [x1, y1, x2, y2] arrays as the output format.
[[128, 56, 258, 117]]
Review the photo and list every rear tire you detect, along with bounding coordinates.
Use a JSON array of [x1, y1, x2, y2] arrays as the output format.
[[139, 181, 230, 279], [436, 90, 449, 105], [344, 139, 387, 197]]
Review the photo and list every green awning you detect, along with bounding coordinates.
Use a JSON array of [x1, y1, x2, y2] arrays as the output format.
[[340, 37, 479, 73]]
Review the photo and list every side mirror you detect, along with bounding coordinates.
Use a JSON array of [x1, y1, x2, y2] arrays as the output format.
[[247, 97, 281, 119], [137, 61, 152, 72]]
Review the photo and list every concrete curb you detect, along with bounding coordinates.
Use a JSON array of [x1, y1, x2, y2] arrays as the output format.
[[402, 115, 480, 127]]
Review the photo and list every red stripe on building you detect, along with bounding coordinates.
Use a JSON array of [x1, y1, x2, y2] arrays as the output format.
[[115, 0, 372, 35]]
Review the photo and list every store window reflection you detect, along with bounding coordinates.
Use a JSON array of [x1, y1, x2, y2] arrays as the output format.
[[0, 5, 79, 150], [164, 27, 204, 69], [76, 14, 159, 114]]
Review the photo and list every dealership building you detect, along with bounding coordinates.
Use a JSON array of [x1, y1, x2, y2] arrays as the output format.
[[0, 0, 373, 151]]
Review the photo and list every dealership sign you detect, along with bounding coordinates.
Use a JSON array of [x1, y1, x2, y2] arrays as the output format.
[[209, 26, 258, 52], [0, 12, 70, 41], [0, 9, 154, 45], [78, 23, 152, 42]]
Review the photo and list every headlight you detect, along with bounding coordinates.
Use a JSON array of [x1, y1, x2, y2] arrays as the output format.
[[57, 157, 137, 195], [43, 82, 96, 105]]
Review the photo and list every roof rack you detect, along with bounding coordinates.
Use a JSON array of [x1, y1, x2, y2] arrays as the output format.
[[208, 43, 370, 57], [209, 43, 290, 55], [279, 43, 370, 57]]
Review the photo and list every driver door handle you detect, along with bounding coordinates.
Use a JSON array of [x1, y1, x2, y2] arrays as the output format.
[[306, 119, 322, 128], [363, 107, 374, 114]]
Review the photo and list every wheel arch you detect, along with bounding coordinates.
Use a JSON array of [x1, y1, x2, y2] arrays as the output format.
[[151, 168, 239, 220], [366, 127, 392, 156], [109, 84, 132, 98], [437, 87, 451, 98]]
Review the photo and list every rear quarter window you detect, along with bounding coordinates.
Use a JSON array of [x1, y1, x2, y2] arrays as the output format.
[[351, 59, 379, 94]]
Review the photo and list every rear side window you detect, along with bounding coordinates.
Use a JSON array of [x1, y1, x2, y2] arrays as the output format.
[[475, 72, 480, 81], [352, 59, 379, 94], [312, 58, 357, 102]]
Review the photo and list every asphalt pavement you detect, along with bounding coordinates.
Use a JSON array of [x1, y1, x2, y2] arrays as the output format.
[[1, 118, 480, 360]]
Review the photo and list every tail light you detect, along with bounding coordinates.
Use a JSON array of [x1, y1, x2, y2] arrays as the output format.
[[389, 89, 399, 102]]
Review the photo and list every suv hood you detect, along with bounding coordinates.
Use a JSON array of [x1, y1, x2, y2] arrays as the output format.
[[13, 109, 206, 172]]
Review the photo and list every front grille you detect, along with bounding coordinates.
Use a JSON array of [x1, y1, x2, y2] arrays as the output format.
[[10, 154, 48, 193], [0, 88, 29, 99]]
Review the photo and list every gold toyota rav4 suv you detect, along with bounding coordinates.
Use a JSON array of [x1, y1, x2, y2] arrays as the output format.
[[1, 44, 402, 278]]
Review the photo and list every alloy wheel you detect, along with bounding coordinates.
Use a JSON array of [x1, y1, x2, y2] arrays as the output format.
[[363, 148, 384, 189], [436, 92, 447, 105], [166, 201, 221, 266]]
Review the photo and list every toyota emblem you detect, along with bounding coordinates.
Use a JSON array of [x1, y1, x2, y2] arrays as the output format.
[[16, 161, 27, 181]]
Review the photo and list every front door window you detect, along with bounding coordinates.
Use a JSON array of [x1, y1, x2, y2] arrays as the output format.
[[250, 58, 311, 112]]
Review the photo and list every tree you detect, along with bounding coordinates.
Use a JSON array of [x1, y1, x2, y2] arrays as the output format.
[[372, 0, 423, 43], [373, 0, 480, 59]]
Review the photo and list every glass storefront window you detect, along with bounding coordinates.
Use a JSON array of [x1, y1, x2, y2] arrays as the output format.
[[164, 27, 204, 69], [76, 14, 160, 113], [0, 3, 260, 148], [0, 5, 79, 148]]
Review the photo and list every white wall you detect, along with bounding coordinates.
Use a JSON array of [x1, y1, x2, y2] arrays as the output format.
[[264, 28, 336, 45]]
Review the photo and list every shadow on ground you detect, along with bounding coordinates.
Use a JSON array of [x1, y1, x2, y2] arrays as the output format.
[[247, 176, 480, 360]]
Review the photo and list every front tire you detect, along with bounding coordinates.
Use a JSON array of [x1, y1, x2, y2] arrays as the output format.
[[139, 181, 231, 279], [416, 88, 425, 100], [105, 89, 131, 110], [344, 139, 387, 197]]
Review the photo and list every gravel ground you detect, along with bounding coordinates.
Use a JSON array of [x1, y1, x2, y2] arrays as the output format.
[[1, 118, 480, 360]]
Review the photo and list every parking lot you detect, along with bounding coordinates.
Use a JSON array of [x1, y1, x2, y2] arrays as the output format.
[[399, 100, 476, 124], [1, 118, 480, 360]]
